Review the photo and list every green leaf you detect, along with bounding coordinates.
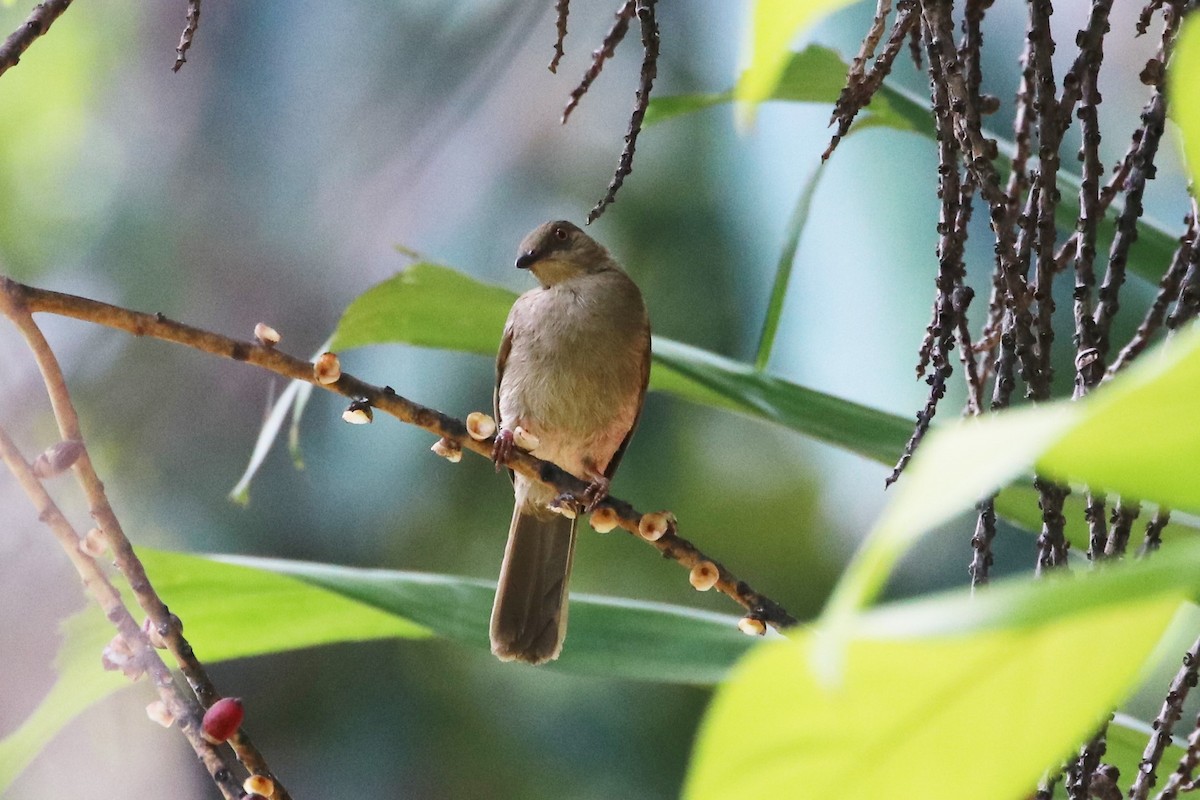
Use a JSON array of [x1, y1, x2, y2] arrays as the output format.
[[218, 554, 751, 684], [686, 545, 1200, 800], [1169, 14, 1200, 188], [331, 263, 514, 354], [823, 324, 1200, 628], [734, 0, 864, 125], [754, 162, 827, 371], [1, 549, 749, 792]]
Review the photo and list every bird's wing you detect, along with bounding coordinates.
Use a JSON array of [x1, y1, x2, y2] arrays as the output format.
[[604, 326, 652, 481]]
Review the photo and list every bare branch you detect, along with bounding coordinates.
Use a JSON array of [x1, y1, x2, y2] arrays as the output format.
[[172, 0, 202, 73], [0, 0, 74, 79]]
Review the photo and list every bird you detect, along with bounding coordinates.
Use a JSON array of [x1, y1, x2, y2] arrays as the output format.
[[489, 220, 651, 665]]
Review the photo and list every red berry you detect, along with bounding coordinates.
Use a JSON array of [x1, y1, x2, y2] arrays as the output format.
[[201, 697, 244, 744]]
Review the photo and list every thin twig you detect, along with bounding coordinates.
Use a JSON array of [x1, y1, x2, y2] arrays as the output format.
[[1138, 508, 1171, 558], [1156, 712, 1200, 800], [0, 427, 245, 800], [586, 0, 658, 224], [549, 0, 569, 73], [172, 0, 202, 73], [0, 0, 74, 79], [1104, 500, 1141, 558], [1130, 635, 1200, 800], [561, 0, 635, 123], [0, 275, 799, 631]]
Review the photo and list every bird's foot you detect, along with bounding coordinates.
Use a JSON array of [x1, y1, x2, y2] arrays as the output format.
[[582, 474, 610, 513], [491, 429, 514, 472]]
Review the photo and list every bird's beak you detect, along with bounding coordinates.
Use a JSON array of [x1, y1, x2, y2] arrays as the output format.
[[515, 249, 538, 269]]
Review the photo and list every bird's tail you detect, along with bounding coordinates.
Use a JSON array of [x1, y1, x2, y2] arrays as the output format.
[[489, 504, 577, 665]]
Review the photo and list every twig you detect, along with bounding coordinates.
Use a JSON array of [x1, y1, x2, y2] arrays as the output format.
[[172, 0, 202, 73], [549, 0, 569, 73], [586, 0, 658, 224], [1130, 635, 1200, 800], [0, 286, 291, 799], [1138, 508, 1170, 557], [0, 427, 245, 800], [0, 275, 799, 631], [1107, 220, 1194, 375], [561, 0, 635, 123], [1104, 500, 1141, 558], [0, 0, 74, 79], [824, 0, 916, 162], [1156, 712, 1200, 800]]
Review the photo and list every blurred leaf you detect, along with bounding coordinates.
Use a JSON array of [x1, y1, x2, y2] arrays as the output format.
[[823, 325, 1200, 627], [1169, 14, 1200, 188], [229, 378, 306, 504], [754, 162, 827, 370], [1, 549, 751, 792], [734, 0, 863, 126], [685, 548, 1198, 800]]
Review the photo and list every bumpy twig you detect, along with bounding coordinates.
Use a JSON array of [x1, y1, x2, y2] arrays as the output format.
[[549, 0, 570, 73], [0, 275, 798, 631], [0, 0, 74, 79], [561, 0, 635, 123], [1130, 636, 1200, 800], [172, 0, 202, 72], [586, 0, 659, 224]]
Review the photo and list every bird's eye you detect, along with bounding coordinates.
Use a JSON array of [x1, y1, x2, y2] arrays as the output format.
[[554, 226, 568, 241]]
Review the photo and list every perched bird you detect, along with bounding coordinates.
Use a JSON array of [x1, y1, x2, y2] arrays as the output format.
[[490, 220, 651, 664]]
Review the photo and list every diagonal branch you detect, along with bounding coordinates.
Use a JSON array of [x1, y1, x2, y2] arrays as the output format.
[[0, 274, 799, 631], [0, 0, 74, 79]]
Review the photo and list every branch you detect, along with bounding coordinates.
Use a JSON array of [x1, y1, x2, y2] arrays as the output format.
[[549, 0, 569, 73], [586, 0, 658, 224], [0, 0, 74, 79], [0, 427, 245, 800], [0, 274, 799, 631], [0, 284, 291, 800], [172, 0, 201, 73]]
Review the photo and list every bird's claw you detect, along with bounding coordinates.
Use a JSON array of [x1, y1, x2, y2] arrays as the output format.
[[582, 476, 610, 513], [492, 429, 514, 472]]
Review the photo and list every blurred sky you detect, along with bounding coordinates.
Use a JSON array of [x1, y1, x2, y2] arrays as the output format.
[[0, 0, 1191, 797]]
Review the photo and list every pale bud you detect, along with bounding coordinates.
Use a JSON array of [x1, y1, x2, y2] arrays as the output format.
[[637, 511, 673, 542], [738, 616, 767, 636], [244, 775, 275, 797], [79, 527, 106, 558], [32, 439, 85, 478], [430, 437, 462, 462], [589, 507, 619, 533], [512, 426, 540, 451], [253, 322, 281, 346], [548, 497, 577, 519], [313, 352, 342, 384], [689, 561, 719, 591], [466, 412, 497, 441], [101, 635, 144, 680], [145, 700, 174, 728], [341, 399, 373, 424]]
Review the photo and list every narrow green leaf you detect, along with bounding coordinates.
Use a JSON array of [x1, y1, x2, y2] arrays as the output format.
[[754, 162, 827, 371], [229, 377, 305, 504], [218, 554, 751, 684], [652, 47, 1179, 287], [1, 549, 750, 792], [1169, 15, 1200, 188]]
